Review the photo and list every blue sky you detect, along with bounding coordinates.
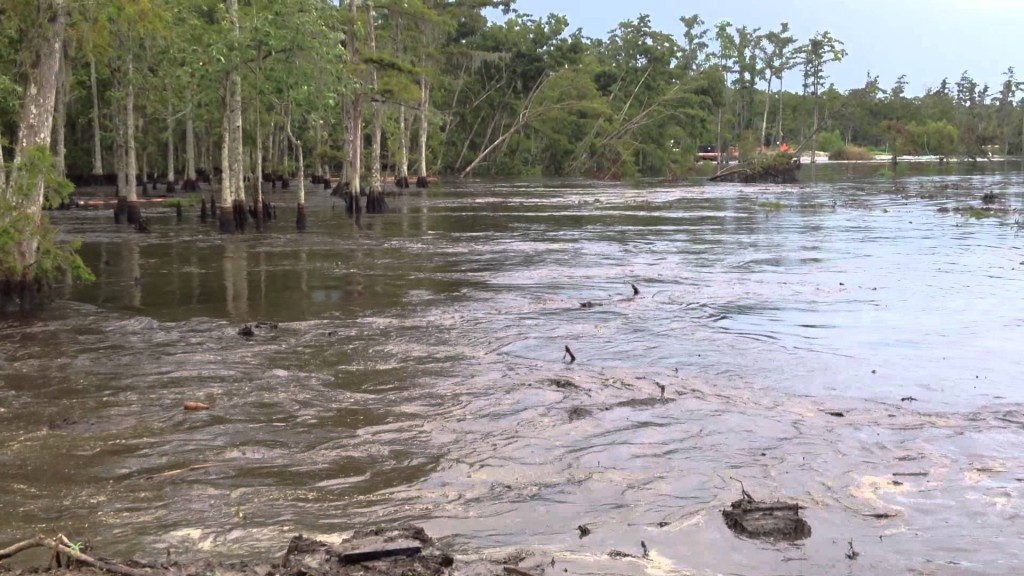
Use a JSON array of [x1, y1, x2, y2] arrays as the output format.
[[490, 0, 1024, 96]]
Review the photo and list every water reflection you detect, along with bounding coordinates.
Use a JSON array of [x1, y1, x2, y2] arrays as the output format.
[[223, 240, 248, 320]]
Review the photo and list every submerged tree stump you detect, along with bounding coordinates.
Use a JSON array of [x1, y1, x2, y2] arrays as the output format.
[[710, 153, 801, 184], [722, 497, 812, 542]]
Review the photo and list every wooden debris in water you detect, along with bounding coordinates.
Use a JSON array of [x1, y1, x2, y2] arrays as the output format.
[[563, 345, 576, 364], [722, 483, 811, 542]]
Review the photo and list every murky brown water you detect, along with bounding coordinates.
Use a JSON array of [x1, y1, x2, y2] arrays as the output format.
[[2, 164, 1024, 575]]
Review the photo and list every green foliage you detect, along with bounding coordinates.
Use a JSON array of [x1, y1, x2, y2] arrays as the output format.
[[0, 146, 93, 285], [816, 129, 844, 154]]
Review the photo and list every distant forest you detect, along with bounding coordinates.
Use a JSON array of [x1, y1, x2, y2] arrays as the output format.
[[2, 1, 1020, 191]]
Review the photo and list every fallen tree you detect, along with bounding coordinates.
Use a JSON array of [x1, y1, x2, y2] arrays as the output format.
[[709, 152, 801, 184]]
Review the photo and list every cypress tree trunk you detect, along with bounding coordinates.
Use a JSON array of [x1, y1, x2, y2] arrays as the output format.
[[416, 77, 429, 188], [53, 49, 67, 179], [219, 76, 235, 233], [5, 0, 67, 295], [90, 55, 103, 181], [125, 46, 140, 224], [340, 100, 349, 188], [226, 0, 245, 232], [366, 1, 386, 213], [113, 96, 126, 222], [166, 101, 176, 190], [344, 0, 363, 215], [396, 106, 409, 188], [347, 93, 363, 214], [185, 96, 197, 190], [0, 126, 6, 192], [286, 123, 306, 230], [313, 119, 322, 180], [760, 76, 773, 149], [254, 50, 264, 231]]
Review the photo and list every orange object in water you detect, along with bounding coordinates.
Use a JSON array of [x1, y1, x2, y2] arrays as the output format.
[[183, 401, 210, 411]]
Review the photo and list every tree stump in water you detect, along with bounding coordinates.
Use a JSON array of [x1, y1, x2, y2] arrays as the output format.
[[126, 201, 141, 225], [709, 153, 801, 184], [217, 203, 235, 233], [415, 175, 429, 189], [296, 203, 307, 231], [200, 197, 208, 222], [366, 190, 388, 213], [722, 497, 811, 542], [114, 196, 128, 224]]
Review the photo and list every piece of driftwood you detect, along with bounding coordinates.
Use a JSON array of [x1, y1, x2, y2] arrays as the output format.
[[722, 497, 812, 542], [0, 534, 152, 576]]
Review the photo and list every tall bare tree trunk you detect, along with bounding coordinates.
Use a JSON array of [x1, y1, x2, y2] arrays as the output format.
[[776, 78, 785, 146], [89, 55, 103, 180], [396, 106, 409, 188], [0, 126, 6, 192], [166, 101, 176, 192], [366, 2, 386, 213], [219, 75, 235, 233], [760, 76, 773, 150], [114, 97, 126, 205], [416, 77, 429, 188], [348, 94, 363, 209], [53, 49, 67, 179], [254, 46, 264, 231], [225, 0, 245, 232], [5, 0, 67, 290], [313, 119, 322, 179], [185, 93, 197, 190], [285, 120, 306, 230], [344, 0, 362, 215], [125, 45, 140, 224]]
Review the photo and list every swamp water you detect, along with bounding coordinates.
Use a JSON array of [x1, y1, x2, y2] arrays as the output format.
[[2, 163, 1023, 574]]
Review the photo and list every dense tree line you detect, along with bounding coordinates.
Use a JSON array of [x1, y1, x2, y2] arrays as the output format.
[[1, 0, 1023, 302]]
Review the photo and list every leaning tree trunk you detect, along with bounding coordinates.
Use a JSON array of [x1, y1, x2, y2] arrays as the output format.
[[760, 76, 773, 150], [218, 76, 235, 234], [4, 0, 67, 298], [89, 55, 103, 182], [416, 77, 429, 188], [124, 46, 140, 225]]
